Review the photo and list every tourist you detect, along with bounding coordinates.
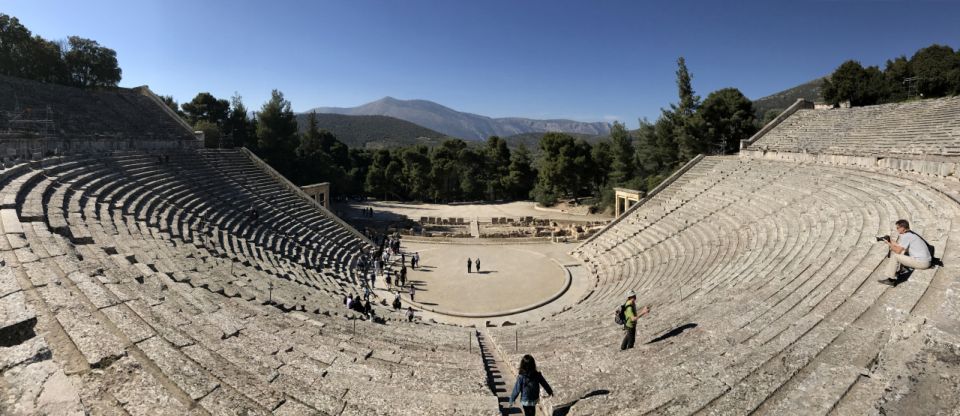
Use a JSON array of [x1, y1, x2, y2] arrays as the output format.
[[620, 290, 649, 351], [399, 269, 406, 287], [363, 299, 373, 317], [345, 294, 353, 309], [400, 265, 407, 286], [393, 292, 401, 310], [475, 258, 480, 273], [467, 257, 472, 273], [508, 355, 553, 416], [878, 219, 933, 286], [407, 306, 415, 322], [409, 284, 416, 302], [413, 252, 420, 269]]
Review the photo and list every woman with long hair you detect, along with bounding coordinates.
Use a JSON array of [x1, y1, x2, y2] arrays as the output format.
[[508, 355, 554, 416]]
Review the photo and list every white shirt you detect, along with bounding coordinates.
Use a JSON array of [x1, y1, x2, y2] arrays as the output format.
[[899, 231, 932, 262]]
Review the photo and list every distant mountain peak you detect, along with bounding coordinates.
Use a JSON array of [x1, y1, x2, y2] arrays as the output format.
[[306, 98, 610, 140]]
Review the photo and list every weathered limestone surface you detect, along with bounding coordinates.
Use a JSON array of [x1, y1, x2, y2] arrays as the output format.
[[1, 89, 958, 414]]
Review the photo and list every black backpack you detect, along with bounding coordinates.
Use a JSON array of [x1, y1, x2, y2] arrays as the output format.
[[615, 304, 632, 326]]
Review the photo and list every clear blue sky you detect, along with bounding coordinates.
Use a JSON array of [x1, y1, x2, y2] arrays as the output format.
[[6, 0, 959, 127]]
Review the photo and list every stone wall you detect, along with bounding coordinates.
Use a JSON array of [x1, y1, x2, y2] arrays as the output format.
[[741, 149, 960, 180]]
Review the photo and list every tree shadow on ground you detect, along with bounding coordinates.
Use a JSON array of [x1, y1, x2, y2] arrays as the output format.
[[551, 390, 610, 416], [646, 323, 698, 344]]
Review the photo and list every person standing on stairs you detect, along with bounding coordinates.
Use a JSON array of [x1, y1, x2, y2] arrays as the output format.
[[467, 257, 472, 273], [508, 355, 553, 416], [475, 258, 480, 273], [621, 290, 650, 350]]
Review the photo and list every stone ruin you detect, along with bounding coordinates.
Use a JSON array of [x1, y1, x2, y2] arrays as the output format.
[[1, 74, 959, 415]]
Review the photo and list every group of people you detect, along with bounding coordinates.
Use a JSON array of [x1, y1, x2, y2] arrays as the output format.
[[348, 230, 427, 323], [466, 257, 481, 273]]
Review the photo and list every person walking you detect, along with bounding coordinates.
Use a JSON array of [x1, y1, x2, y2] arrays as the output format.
[[620, 290, 650, 350], [467, 257, 472, 273], [508, 355, 553, 416], [409, 284, 416, 302], [475, 258, 480, 273]]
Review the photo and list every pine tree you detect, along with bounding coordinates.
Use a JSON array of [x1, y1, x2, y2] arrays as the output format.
[[607, 121, 635, 186]]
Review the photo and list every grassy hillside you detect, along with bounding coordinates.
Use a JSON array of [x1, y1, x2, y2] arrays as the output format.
[[295, 113, 450, 149], [752, 77, 826, 117]]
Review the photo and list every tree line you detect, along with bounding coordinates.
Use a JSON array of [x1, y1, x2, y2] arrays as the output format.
[[5, 13, 959, 211], [0, 14, 121, 88], [170, 57, 759, 210], [822, 44, 960, 106]]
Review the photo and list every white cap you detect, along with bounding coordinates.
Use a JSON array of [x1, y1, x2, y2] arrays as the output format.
[[626, 290, 636, 298]]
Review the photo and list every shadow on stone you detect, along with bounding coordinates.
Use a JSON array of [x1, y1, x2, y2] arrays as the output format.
[[647, 323, 698, 344], [552, 389, 610, 416]]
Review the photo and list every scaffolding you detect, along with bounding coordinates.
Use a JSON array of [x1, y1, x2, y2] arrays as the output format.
[[1, 97, 58, 159]]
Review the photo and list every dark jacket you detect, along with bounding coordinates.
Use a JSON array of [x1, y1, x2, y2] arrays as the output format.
[[509, 371, 553, 404]]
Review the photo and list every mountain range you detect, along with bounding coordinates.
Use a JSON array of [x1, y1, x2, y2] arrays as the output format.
[[294, 113, 448, 149], [307, 97, 611, 141]]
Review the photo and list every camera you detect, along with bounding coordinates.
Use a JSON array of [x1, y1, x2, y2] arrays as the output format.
[[876, 236, 890, 242]]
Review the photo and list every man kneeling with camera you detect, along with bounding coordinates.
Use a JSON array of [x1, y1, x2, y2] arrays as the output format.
[[877, 219, 932, 286]]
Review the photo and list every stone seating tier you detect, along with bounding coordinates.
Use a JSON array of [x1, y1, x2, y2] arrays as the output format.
[[744, 95, 960, 157], [492, 155, 960, 415], [1, 149, 502, 415]]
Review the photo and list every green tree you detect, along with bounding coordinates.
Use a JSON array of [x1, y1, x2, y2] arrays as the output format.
[[458, 147, 485, 200], [0, 15, 67, 83], [533, 132, 594, 205], [607, 121, 635, 186], [909, 44, 960, 97], [365, 149, 393, 200], [400, 145, 432, 201], [697, 88, 758, 155], [883, 56, 912, 102], [633, 118, 658, 181], [504, 144, 535, 200], [429, 139, 467, 201], [591, 140, 612, 192], [484, 136, 511, 200], [182, 92, 230, 126], [673, 57, 703, 161], [63, 36, 121, 87], [195, 120, 221, 148], [224, 94, 254, 149], [256, 90, 299, 173], [821, 60, 885, 106]]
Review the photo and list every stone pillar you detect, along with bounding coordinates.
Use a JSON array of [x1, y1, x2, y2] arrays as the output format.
[[613, 187, 643, 218], [300, 182, 331, 209]]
